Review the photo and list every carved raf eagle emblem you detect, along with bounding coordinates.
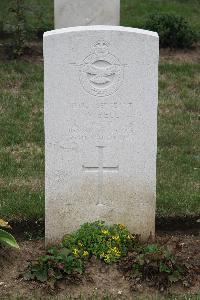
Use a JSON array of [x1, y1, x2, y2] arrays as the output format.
[[79, 40, 124, 97], [82, 64, 120, 85]]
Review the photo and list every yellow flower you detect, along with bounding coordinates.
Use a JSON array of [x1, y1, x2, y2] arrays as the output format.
[[110, 247, 121, 257], [0, 219, 11, 228], [82, 251, 89, 257], [78, 241, 83, 247], [72, 248, 79, 257], [118, 224, 125, 229], [112, 235, 120, 241], [127, 234, 134, 240], [100, 252, 105, 258], [104, 254, 111, 263], [101, 229, 109, 235]]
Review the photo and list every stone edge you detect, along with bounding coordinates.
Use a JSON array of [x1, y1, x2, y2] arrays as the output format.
[[43, 25, 159, 39]]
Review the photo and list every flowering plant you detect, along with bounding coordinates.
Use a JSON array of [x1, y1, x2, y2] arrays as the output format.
[[25, 221, 137, 285], [62, 221, 136, 263]]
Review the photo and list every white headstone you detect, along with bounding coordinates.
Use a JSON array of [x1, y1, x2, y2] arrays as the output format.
[[44, 26, 159, 244], [54, 0, 120, 29]]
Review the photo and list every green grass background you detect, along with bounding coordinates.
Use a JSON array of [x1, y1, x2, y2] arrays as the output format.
[[0, 0, 200, 33], [0, 0, 200, 221]]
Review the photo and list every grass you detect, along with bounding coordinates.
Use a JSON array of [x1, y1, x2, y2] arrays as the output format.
[[0, 62, 44, 220], [121, 0, 200, 31], [0, 60, 199, 221], [0, 0, 53, 35], [0, 0, 200, 35], [157, 63, 200, 216]]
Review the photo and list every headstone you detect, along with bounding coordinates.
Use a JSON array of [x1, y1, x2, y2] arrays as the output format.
[[54, 0, 120, 29], [44, 26, 159, 245]]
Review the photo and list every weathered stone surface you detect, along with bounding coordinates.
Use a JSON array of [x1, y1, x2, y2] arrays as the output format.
[[44, 26, 159, 244], [54, 0, 120, 29]]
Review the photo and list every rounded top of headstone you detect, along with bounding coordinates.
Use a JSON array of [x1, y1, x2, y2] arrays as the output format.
[[43, 25, 158, 39]]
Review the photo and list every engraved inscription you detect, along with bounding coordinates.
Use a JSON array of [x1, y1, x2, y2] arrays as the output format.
[[79, 41, 124, 97], [69, 101, 134, 120], [82, 146, 119, 205]]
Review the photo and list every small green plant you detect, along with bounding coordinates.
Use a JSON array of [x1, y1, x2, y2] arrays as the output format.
[[0, 218, 19, 249], [145, 13, 197, 48], [131, 244, 184, 288], [5, 0, 27, 58], [24, 246, 83, 285], [31, 3, 53, 39], [62, 221, 136, 263]]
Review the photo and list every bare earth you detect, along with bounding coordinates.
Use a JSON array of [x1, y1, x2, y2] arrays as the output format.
[[0, 232, 199, 299], [160, 46, 200, 63]]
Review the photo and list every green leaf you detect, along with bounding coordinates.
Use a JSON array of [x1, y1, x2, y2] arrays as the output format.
[[169, 271, 181, 282], [0, 229, 19, 249], [59, 248, 71, 256], [24, 271, 35, 281], [145, 244, 159, 254], [159, 262, 171, 273], [35, 270, 48, 282]]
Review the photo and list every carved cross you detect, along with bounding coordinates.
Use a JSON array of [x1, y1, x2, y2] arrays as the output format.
[[82, 146, 119, 205]]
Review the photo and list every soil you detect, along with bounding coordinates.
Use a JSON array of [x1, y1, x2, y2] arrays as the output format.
[[8, 215, 200, 241], [0, 232, 199, 299], [160, 46, 200, 63]]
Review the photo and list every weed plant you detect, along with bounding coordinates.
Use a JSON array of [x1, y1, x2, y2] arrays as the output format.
[[145, 13, 197, 48]]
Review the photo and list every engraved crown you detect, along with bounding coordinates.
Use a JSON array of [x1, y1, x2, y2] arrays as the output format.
[[93, 40, 109, 55]]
